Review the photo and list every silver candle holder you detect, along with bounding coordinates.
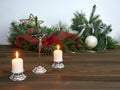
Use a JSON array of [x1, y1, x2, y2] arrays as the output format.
[[52, 44, 64, 69], [9, 72, 27, 81], [9, 51, 27, 81], [32, 34, 47, 74], [52, 62, 64, 69]]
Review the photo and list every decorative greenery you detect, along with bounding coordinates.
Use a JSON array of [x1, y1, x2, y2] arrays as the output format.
[[71, 5, 118, 52], [41, 22, 77, 54], [8, 5, 118, 54], [8, 14, 41, 49]]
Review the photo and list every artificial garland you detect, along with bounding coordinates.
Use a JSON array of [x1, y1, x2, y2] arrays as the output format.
[[8, 5, 118, 54]]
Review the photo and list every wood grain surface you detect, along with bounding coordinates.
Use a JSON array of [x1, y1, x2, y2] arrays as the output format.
[[0, 45, 120, 90]]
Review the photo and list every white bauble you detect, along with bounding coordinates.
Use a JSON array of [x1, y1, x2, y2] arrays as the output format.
[[85, 35, 98, 48]]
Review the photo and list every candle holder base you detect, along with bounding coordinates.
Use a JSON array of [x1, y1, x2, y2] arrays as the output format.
[[32, 66, 47, 74], [9, 72, 27, 81], [52, 62, 64, 69]]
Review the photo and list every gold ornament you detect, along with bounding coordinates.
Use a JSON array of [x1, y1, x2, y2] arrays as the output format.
[[20, 14, 44, 25]]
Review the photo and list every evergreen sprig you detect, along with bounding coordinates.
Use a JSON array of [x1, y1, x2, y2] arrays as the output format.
[[71, 4, 118, 52]]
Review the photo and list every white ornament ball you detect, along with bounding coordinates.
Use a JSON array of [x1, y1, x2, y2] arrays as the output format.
[[85, 35, 98, 48]]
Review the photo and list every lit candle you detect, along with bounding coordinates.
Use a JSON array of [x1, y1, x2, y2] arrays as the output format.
[[11, 51, 24, 73], [53, 45, 63, 62]]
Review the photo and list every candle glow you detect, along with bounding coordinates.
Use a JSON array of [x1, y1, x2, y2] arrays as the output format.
[[16, 51, 19, 58], [11, 51, 24, 73], [57, 45, 60, 50], [53, 44, 63, 62]]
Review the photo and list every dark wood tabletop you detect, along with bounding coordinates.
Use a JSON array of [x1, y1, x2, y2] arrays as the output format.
[[1, 45, 120, 90]]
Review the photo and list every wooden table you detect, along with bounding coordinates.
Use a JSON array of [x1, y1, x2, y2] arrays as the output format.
[[1, 45, 120, 90]]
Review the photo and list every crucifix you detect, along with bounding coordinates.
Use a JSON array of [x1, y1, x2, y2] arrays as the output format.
[[32, 32, 47, 74]]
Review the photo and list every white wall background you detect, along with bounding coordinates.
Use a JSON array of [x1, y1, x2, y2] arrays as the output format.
[[0, 0, 120, 45]]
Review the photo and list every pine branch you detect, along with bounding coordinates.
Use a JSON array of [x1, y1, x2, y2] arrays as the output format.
[[35, 16, 39, 33], [89, 5, 96, 23], [102, 25, 112, 35], [90, 15, 100, 24]]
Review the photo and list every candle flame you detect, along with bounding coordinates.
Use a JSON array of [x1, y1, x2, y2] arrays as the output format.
[[57, 45, 60, 50], [16, 51, 19, 58]]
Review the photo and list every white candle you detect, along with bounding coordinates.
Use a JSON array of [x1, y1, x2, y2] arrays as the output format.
[[53, 45, 63, 62], [11, 51, 24, 73]]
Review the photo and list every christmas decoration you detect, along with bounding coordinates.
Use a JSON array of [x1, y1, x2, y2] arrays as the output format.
[[71, 5, 118, 51], [20, 14, 44, 25], [8, 17, 78, 54], [8, 14, 42, 50], [8, 5, 118, 54], [85, 35, 98, 48]]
